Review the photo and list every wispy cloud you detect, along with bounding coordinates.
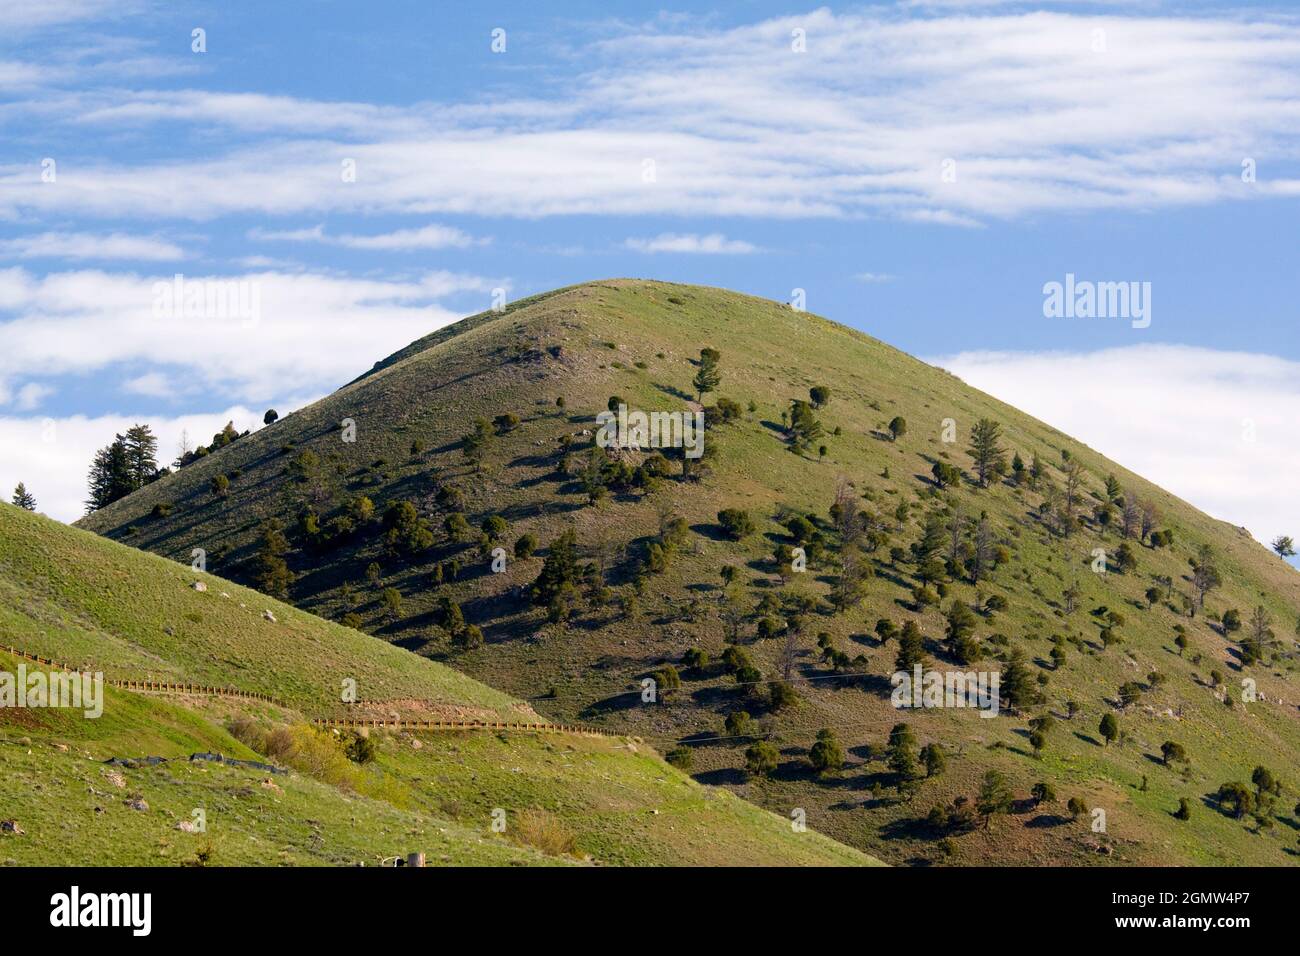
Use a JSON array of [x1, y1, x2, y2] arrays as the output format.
[[0, 231, 184, 261], [625, 232, 758, 254], [249, 223, 483, 251], [13, 382, 52, 410], [121, 371, 173, 398], [854, 271, 896, 283], [0, 0, 145, 31], [5, 10, 1300, 223]]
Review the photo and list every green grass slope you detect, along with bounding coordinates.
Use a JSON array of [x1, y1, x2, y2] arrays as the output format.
[[0, 650, 557, 867], [77, 279, 1300, 866], [2, 503, 528, 719], [2, 503, 876, 866]]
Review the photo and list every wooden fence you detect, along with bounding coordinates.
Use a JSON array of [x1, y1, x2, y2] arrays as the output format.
[[2, 642, 617, 739], [311, 716, 620, 738], [2, 644, 285, 706]]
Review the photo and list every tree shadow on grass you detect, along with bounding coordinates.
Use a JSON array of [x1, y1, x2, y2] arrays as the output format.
[[693, 767, 748, 787], [652, 382, 694, 402], [877, 815, 936, 842], [1024, 813, 1072, 828]]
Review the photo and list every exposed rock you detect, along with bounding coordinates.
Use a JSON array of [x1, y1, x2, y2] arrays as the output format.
[[0, 820, 23, 835], [175, 819, 201, 833], [263, 610, 277, 623], [127, 798, 149, 812], [190, 581, 207, 592], [106, 756, 166, 768], [190, 752, 287, 775]]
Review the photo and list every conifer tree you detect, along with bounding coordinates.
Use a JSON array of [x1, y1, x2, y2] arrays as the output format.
[[693, 347, 721, 400], [10, 482, 36, 510], [968, 418, 1005, 487]]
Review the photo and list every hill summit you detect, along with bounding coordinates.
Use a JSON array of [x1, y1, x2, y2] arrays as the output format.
[[79, 279, 1300, 865]]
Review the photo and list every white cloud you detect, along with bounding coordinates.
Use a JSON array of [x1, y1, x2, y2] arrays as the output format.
[[230, 254, 301, 270], [625, 233, 759, 254], [0, 60, 51, 90], [0, 405, 274, 524], [5, 11, 1300, 223], [933, 344, 1300, 553], [14, 382, 52, 410], [854, 272, 896, 283], [0, 231, 184, 261], [0, 0, 142, 31], [250, 223, 482, 251], [121, 371, 172, 398], [0, 267, 501, 407]]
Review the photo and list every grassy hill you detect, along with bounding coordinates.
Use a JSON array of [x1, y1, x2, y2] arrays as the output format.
[[0, 504, 876, 866], [77, 279, 1300, 865]]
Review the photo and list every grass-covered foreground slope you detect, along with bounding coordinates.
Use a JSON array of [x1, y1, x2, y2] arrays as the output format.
[[2, 502, 529, 720], [0, 650, 557, 867], [79, 279, 1300, 866], [0, 505, 879, 866]]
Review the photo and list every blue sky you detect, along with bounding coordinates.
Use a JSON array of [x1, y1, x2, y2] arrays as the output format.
[[1, 0, 1299, 563]]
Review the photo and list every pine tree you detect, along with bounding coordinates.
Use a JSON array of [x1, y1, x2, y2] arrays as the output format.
[[921, 742, 946, 778], [1242, 605, 1275, 665], [1061, 458, 1086, 534], [121, 424, 159, 487], [461, 418, 493, 470], [887, 722, 919, 785], [10, 482, 36, 510], [976, 770, 1013, 828], [1099, 712, 1119, 746], [895, 620, 925, 670], [1028, 451, 1044, 489], [809, 728, 844, 774], [912, 513, 945, 565], [787, 399, 823, 453], [944, 599, 979, 663], [85, 437, 134, 513], [1001, 648, 1039, 711], [530, 529, 580, 610], [253, 520, 293, 596], [693, 347, 721, 400], [1190, 544, 1221, 612], [968, 418, 1005, 487]]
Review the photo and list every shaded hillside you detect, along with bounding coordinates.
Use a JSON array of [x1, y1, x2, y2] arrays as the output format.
[[79, 279, 1300, 865], [1, 503, 875, 867]]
